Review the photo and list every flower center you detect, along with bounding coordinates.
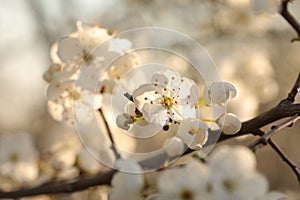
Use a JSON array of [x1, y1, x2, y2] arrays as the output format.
[[223, 178, 238, 193], [162, 96, 173, 109], [68, 90, 81, 101], [188, 127, 201, 135], [180, 189, 193, 200], [9, 152, 19, 163]]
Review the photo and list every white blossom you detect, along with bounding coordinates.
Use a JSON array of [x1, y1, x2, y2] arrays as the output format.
[[116, 113, 134, 130], [156, 159, 210, 200], [133, 69, 198, 127], [0, 132, 38, 184], [208, 145, 269, 200], [177, 118, 209, 150], [110, 159, 144, 200], [46, 80, 102, 125], [216, 113, 242, 135], [204, 82, 237, 105], [256, 191, 286, 200], [163, 136, 185, 157], [55, 21, 110, 64], [108, 38, 132, 54], [77, 149, 103, 174]]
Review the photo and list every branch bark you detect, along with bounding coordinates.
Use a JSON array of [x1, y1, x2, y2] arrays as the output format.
[[280, 0, 300, 42]]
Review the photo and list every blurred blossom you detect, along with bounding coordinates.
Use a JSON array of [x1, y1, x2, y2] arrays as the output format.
[[0, 132, 38, 185], [163, 136, 185, 157], [208, 145, 269, 200], [110, 159, 144, 200], [70, 186, 111, 200], [155, 159, 211, 200], [77, 148, 103, 174], [44, 21, 139, 126]]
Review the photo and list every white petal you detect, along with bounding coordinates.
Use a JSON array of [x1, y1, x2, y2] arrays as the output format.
[[217, 113, 241, 135], [257, 191, 286, 200], [124, 102, 136, 116], [151, 69, 181, 89], [116, 113, 133, 130], [163, 137, 185, 157], [142, 103, 168, 127], [128, 120, 162, 138], [47, 101, 64, 121], [57, 37, 83, 63], [109, 38, 132, 54], [133, 84, 162, 111], [204, 82, 237, 105], [77, 149, 101, 174], [209, 145, 256, 175], [110, 160, 143, 200], [115, 159, 143, 173], [46, 80, 74, 101], [177, 118, 209, 149]]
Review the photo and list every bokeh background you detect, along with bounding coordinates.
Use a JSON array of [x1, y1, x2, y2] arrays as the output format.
[[0, 0, 300, 199]]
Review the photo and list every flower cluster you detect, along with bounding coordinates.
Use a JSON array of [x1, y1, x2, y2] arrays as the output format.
[[110, 145, 286, 200], [44, 21, 140, 125], [117, 68, 242, 153]]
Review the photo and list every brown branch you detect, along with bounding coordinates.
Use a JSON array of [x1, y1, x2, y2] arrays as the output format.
[[248, 114, 300, 149], [280, 72, 300, 105], [218, 103, 300, 142], [0, 170, 116, 199], [98, 108, 121, 159], [280, 0, 300, 42], [246, 116, 300, 185], [268, 139, 300, 185]]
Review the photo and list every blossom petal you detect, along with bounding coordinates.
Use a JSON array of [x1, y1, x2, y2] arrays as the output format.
[[217, 113, 241, 135], [204, 82, 237, 105], [177, 118, 209, 149], [142, 103, 168, 126], [163, 137, 185, 157]]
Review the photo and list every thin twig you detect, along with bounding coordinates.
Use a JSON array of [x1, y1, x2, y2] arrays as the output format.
[[280, 0, 300, 42], [280, 72, 300, 105], [98, 108, 121, 159], [218, 103, 300, 142], [268, 138, 300, 185], [248, 114, 300, 149]]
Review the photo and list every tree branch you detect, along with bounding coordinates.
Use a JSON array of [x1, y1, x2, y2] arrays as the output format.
[[268, 139, 300, 185], [280, 0, 300, 42], [248, 114, 300, 149], [0, 170, 116, 199], [98, 108, 121, 159]]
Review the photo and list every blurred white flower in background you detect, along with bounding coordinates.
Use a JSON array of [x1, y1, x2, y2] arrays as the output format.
[[110, 159, 144, 200], [44, 21, 140, 126], [144, 145, 285, 200], [208, 146, 269, 200], [163, 136, 185, 157], [0, 132, 38, 186], [155, 159, 210, 200]]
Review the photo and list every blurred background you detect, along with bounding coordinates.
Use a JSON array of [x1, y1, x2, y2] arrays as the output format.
[[0, 0, 300, 199]]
